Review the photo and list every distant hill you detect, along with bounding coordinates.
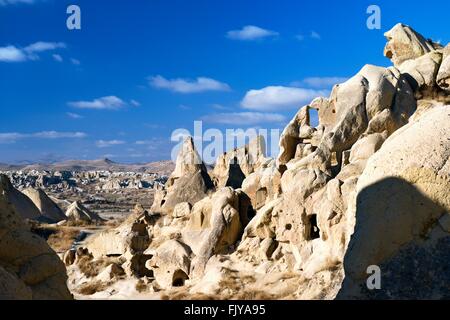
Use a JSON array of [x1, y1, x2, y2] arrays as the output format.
[[0, 158, 175, 175]]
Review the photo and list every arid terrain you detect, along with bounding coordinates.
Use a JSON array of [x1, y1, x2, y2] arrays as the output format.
[[1, 23, 449, 300]]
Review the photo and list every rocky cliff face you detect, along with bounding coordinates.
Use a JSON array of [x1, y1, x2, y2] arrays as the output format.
[[67, 23, 449, 299]]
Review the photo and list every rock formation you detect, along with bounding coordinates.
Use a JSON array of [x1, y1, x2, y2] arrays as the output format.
[[63, 23, 449, 300], [0, 174, 41, 221], [0, 176, 72, 300], [65, 201, 104, 223], [151, 137, 214, 215], [22, 188, 66, 223]]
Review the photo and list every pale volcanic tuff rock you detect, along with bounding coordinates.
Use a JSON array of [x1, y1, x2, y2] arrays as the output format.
[[211, 135, 266, 189], [22, 188, 66, 223], [151, 137, 214, 215], [0, 174, 41, 221], [0, 176, 72, 300], [339, 105, 450, 299], [65, 201, 104, 223], [437, 44, 450, 91], [70, 24, 449, 299], [383, 23, 438, 68]]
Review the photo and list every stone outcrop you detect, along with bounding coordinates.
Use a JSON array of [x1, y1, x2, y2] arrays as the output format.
[[0, 176, 72, 300], [151, 137, 214, 215], [65, 201, 104, 223], [0, 174, 41, 221], [339, 106, 450, 298], [22, 188, 66, 223], [383, 23, 438, 67], [211, 135, 266, 189], [437, 44, 450, 91], [184, 187, 252, 278], [67, 23, 450, 300]]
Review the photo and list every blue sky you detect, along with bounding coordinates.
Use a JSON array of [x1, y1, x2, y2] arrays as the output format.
[[0, 0, 449, 164]]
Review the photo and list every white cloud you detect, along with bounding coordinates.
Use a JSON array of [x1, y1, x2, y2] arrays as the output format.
[[311, 31, 321, 40], [241, 86, 329, 111], [130, 99, 141, 107], [68, 96, 127, 110], [201, 112, 286, 125], [33, 131, 86, 139], [66, 112, 83, 119], [226, 25, 279, 41], [95, 140, 125, 148], [52, 54, 63, 62], [70, 58, 81, 65], [150, 75, 230, 93], [135, 140, 152, 145], [291, 77, 349, 89], [0, 131, 87, 143], [0, 46, 27, 62], [0, 0, 36, 6], [24, 42, 66, 53], [0, 41, 66, 63], [296, 31, 322, 41]]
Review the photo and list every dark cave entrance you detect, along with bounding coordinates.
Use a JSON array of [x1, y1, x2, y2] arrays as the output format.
[[306, 214, 320, 240]]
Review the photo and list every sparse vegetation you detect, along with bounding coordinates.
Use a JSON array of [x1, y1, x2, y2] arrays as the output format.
[[77, 280, 109, 295], [77, 256, 119, 278]]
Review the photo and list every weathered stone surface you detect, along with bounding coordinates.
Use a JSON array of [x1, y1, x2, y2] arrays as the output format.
[[212, 136, 266, 189], [0, 176, 72, 300], [22, 188, 66, 223], [147, 240, 191, 288], [437, 44, 450, 91], [172, 202, 191, 218], [151, 137, 214, 215], [384, 23, 437, 67], [0, 174, 41, 221], [340, 106, 450, 298], [65, 201, 103, 222]]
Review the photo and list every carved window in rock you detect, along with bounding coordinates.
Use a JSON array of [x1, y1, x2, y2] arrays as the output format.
[[305, 214, 320, 240]]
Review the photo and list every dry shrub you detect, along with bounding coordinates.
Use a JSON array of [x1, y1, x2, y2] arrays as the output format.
[[77, 256, 117, 278], [47, 228, 80, 253], [135, 279, 148, 293], [164, 291, 216, 300], [77, 280, 109, 295], [30, 224, 79, 253], [66, 219, 100, 227]]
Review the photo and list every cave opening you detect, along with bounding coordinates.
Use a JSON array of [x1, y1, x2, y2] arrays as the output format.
[[306, 214, 320, 240]]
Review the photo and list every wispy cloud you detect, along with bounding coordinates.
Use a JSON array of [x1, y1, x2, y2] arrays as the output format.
[[52, 54, 63, 62], [296, 31, 322, 41], [0, 0, 37, 6], [201, 112, 286, 125], [95, 140, 125, 148], [66, 112, 83, 119], [70, 58, 81, 65], [24, 41, 66, 53], [0, 41, 66, 63], [0, 131, 87, 144], [0, 46, 27, 62], [68, 96, 127, 110], [179, 104, 191, 110], [226, 25, 279, 41], [291, 77, 348, 89], [130, 99, 141, 107], [241, 86, 329, 111], [310, 31, 321, 40], [149, 75, 230, 93]]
